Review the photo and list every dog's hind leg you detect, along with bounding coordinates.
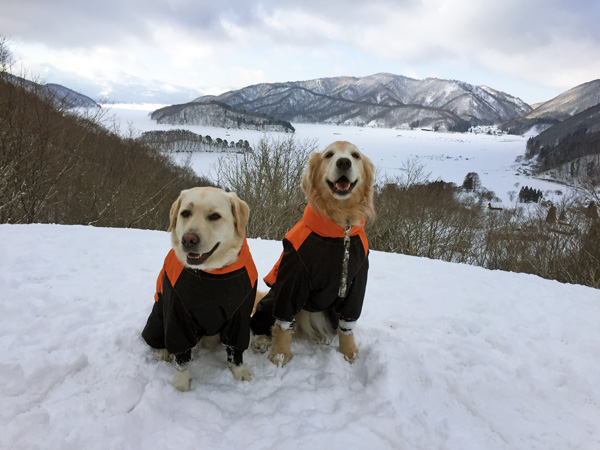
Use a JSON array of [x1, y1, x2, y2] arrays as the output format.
[[155, 348, 172, 362], [251, 334, 272, 353]]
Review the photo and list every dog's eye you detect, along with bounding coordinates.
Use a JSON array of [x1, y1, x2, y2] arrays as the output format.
[[208, 213, 221, 221], [324, 151, 334, 159], [180, 210, 191, 218], [351, 152, 361, 159]]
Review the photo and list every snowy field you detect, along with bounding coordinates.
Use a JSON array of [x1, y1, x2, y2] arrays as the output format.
[[105, 104, 569, 204], [1, 223, 599, 450]]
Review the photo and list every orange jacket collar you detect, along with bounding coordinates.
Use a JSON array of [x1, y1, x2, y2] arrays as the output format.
[[302, 205, 365, 237]]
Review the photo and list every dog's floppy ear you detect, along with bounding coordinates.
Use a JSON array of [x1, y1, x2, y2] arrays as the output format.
[[168, 193, 184, 232], [362, 153, 375, 192], [301, 152, 322, 198], [229, 192, 250, 238], [363, 153, 376, 219]]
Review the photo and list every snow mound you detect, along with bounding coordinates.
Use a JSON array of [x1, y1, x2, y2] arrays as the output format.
[[1, 224, 599, 449]]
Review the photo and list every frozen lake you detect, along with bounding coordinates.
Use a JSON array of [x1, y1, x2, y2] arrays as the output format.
[[105, 103, 568, 204]]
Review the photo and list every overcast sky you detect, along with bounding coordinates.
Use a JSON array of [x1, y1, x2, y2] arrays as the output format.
[[1, 0, 599, 104]]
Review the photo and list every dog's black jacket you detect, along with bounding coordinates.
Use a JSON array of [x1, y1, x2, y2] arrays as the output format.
[[142, 239, 257, 366], [251, 205, 369, 335]]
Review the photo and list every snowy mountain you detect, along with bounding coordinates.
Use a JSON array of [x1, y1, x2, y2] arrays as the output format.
[[1, 223, 599, 450], [164, 73, 532, 131]]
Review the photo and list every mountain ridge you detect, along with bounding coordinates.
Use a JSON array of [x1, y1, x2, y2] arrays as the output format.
[[2, 72, 98, 108], [164, 73, 533, 131]]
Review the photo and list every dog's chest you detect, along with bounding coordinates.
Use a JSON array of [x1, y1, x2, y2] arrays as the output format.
[[167, 268, 252, 328]]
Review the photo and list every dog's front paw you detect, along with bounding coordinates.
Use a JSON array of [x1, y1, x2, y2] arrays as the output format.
[[268, 351, 292, 366], [172, 368, 192, 391], [251, 334, 272, 353], [229, 363, 253, 381]]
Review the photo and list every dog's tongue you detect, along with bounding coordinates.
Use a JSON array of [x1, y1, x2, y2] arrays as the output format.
[[335, 176, 351, 191]]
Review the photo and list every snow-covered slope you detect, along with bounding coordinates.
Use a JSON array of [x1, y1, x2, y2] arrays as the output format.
[[1, 224, 599, 449], [525, 79, 600, 121]]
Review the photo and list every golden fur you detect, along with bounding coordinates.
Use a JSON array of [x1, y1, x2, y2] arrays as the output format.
[[301, 141, 375, 226], [266, 141, 375, 365]]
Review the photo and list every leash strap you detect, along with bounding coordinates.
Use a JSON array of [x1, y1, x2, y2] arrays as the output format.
[[338, 225, 352, 298]]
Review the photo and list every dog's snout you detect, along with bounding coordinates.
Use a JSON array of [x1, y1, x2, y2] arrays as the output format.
[[182, 233, 199, 249], [336, 157, 352, 171]]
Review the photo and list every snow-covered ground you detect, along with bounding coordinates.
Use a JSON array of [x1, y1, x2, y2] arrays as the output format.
[[1, 223, 599, 450], [104, 104, 570, 204]]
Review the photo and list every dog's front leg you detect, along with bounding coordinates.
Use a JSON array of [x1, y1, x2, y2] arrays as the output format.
[[338, 330, 359, 363], [172, 349, 192, 391], [227, 346, 253, 381], [268, 322, 293, 366]]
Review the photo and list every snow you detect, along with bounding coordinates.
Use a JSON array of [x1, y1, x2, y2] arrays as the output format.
[[1, 223, 599, 450], [104, 104, 571, 204]]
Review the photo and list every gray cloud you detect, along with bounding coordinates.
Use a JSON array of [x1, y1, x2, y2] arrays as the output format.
[[1, 0, 599, 103]]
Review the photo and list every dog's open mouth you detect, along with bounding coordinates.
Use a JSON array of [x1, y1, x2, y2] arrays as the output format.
[[186, 242, 220, 266], [327, 176, 358, 197]]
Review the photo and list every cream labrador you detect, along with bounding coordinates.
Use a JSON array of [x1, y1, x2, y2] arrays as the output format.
[[142, 187, 258, 391]]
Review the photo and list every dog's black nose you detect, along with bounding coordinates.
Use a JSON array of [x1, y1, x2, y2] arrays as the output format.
[[182, 233, 199, 248], [336, 157, 352, 171]]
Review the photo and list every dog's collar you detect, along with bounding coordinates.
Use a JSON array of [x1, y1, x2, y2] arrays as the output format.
[[160, 237, 258, 294], [302, 205, 365, 238], [204, 237, 255, 280]]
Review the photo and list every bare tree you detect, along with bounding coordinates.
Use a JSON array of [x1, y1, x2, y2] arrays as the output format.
[[214, 135, 317, 239]]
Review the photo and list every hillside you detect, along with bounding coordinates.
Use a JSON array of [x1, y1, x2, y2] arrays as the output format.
[[1, 223, 599, 450], [151, 100, 295, 132], [169, 73, 531, 131], [524, 103, 600, 184], [502, 79, 600, 135], [0, 71, 203, 228], [2, 72, 98, 108]]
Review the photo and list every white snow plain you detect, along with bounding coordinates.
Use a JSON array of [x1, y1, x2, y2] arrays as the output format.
[[1, 223, 599, 450], [104, 104, 570, 205]]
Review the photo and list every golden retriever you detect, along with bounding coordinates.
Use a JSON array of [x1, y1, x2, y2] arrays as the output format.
[[251, 141, 375, 366], [142, 187, 258, 391]]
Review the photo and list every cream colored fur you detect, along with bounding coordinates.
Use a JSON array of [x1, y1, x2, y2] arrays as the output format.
[[168, 186, 249, 271]]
